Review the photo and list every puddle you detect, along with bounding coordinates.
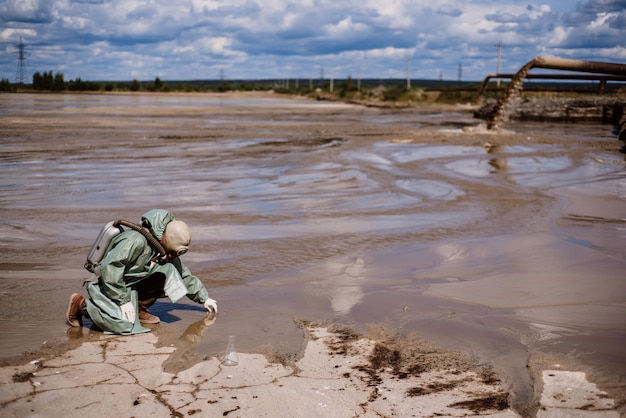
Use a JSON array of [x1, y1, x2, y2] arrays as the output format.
[[389, 145, 483, 163], [443, 158, 495, 178], [394, 179, 465, 200]]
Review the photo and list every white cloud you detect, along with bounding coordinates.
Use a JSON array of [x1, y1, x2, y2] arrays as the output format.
[[172, 45, 195, 54], [324, 16, 368, 37], [198, 37, 233, 55], [364, 0, 415, 28], [280, 12, 299, 30], [60, 15, 91, 30], [587, 11, 617, 29], [0, 28, 37, 42], [368, 46, 407, 59], [0, 0, 53, 23], [0, 0, 622, 81], [547, 26, 570, 47]]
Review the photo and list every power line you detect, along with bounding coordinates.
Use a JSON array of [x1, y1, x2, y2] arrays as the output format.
[[407, 55, 411, 89], [497, 40, 502, 87], [15, 37, 28, 84]]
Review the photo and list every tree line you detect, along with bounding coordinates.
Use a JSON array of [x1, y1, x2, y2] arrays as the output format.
[[0, 70, 369, 94], [0, 69, 509, 105], [0, 71, 168, 93]]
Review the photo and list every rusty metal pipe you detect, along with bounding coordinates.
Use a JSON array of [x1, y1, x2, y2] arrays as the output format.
[[533, 56, 626, 76], [474, 72, 626, 103], [482, 73, 626, 82]]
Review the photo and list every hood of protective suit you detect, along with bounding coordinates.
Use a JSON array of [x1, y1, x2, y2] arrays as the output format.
[[162, 220, 191, 255], [141, 209, 175, 240], [141, 209, 191, 256]]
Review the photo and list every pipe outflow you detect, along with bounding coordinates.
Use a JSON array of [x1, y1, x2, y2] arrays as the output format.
[[487, 56, 626, 130]]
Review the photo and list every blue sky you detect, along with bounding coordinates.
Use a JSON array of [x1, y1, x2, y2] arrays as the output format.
[[1, 0, 624, 82]]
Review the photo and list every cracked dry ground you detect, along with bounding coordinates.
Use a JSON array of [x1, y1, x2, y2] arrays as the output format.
[[0, 326, 516, 417]]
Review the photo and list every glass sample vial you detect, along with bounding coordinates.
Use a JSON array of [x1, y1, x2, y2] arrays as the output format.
[[222, 335, 239, 366]]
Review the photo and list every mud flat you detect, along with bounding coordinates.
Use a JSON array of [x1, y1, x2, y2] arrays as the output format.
[[0, 92, 624, 416]]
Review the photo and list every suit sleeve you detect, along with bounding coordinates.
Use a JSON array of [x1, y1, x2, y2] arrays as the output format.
[[170, 257, 210, 304]]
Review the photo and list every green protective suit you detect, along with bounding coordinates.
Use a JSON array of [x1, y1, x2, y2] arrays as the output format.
[[84, 209, 210, 334]]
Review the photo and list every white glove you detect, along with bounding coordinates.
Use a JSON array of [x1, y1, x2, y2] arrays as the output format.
[[120, 302, 136, 323], [203, 298, 218, 314]]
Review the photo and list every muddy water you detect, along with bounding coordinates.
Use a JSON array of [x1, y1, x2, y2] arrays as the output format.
[[1, 93, 625, 412]]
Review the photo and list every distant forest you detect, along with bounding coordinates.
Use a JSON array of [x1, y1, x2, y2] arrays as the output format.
[[1, 70, 624, 104]]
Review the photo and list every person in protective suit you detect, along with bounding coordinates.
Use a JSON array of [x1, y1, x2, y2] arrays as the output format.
[[66, 209, 218, 334]]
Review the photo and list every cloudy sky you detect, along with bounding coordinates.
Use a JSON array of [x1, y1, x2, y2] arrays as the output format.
[[1, 0, 624, 83]]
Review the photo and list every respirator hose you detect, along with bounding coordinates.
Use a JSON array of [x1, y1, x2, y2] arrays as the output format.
[[113, 220, 169, 263]]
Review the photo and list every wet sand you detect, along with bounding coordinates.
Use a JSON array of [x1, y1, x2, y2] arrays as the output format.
[[0, 92, 624, 416]]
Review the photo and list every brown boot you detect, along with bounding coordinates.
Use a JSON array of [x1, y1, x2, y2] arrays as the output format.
[[66, 293, 86, 327], [138, 306, 160, 324]]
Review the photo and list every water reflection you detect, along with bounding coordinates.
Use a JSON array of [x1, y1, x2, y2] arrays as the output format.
[[389, 145, 482, 163], [306, 257, 367, 315], [444, 159, 494, 178], [162, 313, 217, 373], [395, 179, 464, 200]]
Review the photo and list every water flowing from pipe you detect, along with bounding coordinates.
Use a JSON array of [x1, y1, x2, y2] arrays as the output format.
[[487, 59, 536, 130]]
